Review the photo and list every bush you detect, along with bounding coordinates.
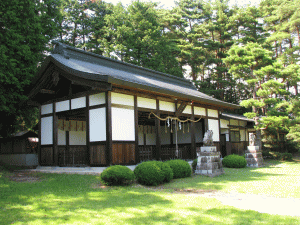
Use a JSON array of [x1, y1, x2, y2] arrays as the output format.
[[165, 159, 191, 179], [192, 158, 198, 172], [222, 154, 247, 168], [134, 161, 165, 186], [156, 161, 173, 183], [100, 165, 135, 186], [281, 153, 293, 161], [262, 150, 274, 159], [270, 151, 282, 160]]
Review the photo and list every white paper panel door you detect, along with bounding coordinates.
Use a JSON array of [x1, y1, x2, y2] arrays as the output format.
[[41, 116, 53, 145], [208, 119, 220, 142], [89, 108, 106, 142], [112, 107, 135, 141]]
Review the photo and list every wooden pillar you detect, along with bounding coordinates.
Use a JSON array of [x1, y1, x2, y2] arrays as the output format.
[[38, 105, 42, 166], [134, 95, 139, 163], [155, 99, 161, 160], [191, 105, 196, 159], [106, 91, 112, 166], [53, 102, 58, 166], [204, 108, 209, 132], [86, 95, 90, 166]]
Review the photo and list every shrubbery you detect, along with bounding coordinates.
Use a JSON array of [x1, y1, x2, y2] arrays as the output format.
[[192, 158, 198, 172], [100, 165, 135, 186], [222, 154, 247, 168], [165, 159, 191, 179], [265, 151, 293, 161], [281, 153, 293, 161], [134, 161, 165, 186]]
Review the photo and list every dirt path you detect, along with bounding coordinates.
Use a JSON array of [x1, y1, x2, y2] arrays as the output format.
[[181, 190, 300, 217]]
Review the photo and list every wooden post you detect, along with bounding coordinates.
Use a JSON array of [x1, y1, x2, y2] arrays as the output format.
[[191, 105, 196, 159], [86, 95, 90, 166], [134, 95, 139, 163], [106, 91, 112, 166], [53, 102, 58, 166], [155, 99, 161, 160], [38, 105, 42, 165]]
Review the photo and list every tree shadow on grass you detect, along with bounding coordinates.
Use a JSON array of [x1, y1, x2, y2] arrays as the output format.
[[0, 173, 171, 224]]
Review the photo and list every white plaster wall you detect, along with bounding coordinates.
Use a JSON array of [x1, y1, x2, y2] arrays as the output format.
[[182, 105, 191, 114], [195, 122, 203, 142], [111, 92, 134, 106], [89, 108, 106, 142], [41, 116, 53, 145], [240, 129, 246, 141], [89, 93, 106, 106], [208, 109, 218, 118], [230, 119, 239, 126], [137, 97, 156, 109], [58, 129, 66, 145], [161, 127, 171, 145], [208, 119, 220, 142], [71, 97, 86, 109], [159, 101, 175, 112], [220, 119, 229, 128], [56, 100, 70, 112], [112, 107, 135, 141], [69, 131, 86, 145], [41, 103, 53, 115], [194, 107, 206, 116]]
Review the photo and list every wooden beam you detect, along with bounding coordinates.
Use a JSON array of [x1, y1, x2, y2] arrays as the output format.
[[175, 101, 187, 117], [40, 89, 55, 94], [29, 64, 55, 99]]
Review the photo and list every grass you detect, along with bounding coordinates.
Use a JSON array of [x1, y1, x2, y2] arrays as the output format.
[[0, 158, 300, 224], [162, 159, 300, 198]]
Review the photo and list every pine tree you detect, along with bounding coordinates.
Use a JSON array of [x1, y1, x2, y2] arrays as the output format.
[[0, 0, 60, 137]]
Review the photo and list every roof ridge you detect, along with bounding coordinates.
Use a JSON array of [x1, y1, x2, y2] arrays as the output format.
[[51, 41, 194, 87]]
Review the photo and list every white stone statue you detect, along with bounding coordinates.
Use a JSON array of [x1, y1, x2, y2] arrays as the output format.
[[203, 130, 213, 146], [249, 133, 255, 146]]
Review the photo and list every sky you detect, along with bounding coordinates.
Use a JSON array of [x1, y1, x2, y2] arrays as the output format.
[[104, 0, 261, 8]]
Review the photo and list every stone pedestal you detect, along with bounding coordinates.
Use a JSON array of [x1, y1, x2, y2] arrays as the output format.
[[195, 146, 224, 177], [245, 146, 264, 167]]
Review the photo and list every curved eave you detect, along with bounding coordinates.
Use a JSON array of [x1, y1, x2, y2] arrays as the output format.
[[31, 55, 239, 110]]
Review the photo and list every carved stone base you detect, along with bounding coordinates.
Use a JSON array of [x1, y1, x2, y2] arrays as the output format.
[[245, 146, 264, 167], [195, 146, 224, 177]]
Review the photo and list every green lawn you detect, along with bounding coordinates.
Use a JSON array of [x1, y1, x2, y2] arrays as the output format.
[[0, 159, 300, 225]]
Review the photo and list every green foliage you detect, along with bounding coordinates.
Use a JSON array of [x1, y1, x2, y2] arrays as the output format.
[[155, 161, 173, 183], [100, 165, 135, 186], [0, 0, 60, 137], [281, 153, 293, 161], [165, 159, 191, 179], [268, 152, 292, 161], [192, 158, 198, 172], [134, 161, 165, 186], [222, 154, 247, 168]]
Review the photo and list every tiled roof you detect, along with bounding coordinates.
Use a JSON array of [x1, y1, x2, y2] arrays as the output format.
[[36, 42, 239, 109]]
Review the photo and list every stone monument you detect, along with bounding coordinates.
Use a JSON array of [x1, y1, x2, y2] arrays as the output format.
[[245, 133, 264, 167], [195, 130, 224, 177]]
